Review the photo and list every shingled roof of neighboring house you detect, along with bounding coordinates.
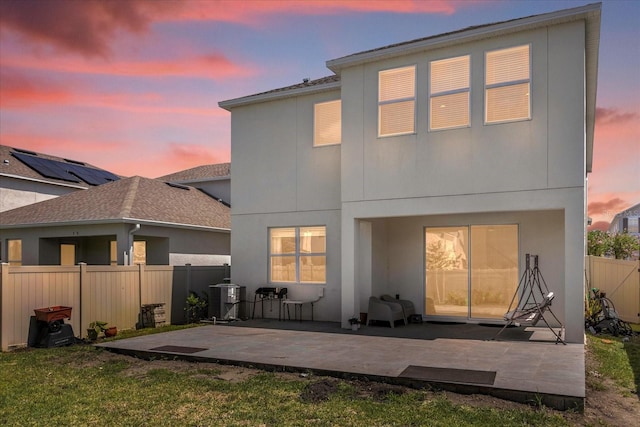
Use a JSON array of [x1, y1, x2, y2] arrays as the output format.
[[0, 144, 121, 188], [0, 176, 230, 230], [158, 163, 230, 182]]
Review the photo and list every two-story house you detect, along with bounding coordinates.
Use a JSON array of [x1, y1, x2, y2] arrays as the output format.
[[608, 202, 640, 239], [219, 3, 601, 343]]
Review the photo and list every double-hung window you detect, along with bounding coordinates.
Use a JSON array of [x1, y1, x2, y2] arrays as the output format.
[[430, 55, 470, 130], [485, 44, 531, 124], [314, 100, 341, 146], [270, 226, 326, 283], [378, 65, 416, 137]]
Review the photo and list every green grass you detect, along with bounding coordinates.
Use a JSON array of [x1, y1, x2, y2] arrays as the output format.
[[0, 333, 571, 426], [2, 324, 638, 426], [587, 325, 640, 395]]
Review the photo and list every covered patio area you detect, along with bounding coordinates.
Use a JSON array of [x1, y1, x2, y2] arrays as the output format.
[[97, 320, 584, 411]]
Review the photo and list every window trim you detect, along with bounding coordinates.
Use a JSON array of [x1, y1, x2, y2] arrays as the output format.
[[269, 226, 326, 284], [484, 44, 532, 125], [378, 64, 417, 138], [429, 54, 471, 131], [313, 99, 342, 147]]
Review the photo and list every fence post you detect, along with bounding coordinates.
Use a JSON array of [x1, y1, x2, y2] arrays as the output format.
[[1, 263, 8, 351], [78, 263, 87, 339]]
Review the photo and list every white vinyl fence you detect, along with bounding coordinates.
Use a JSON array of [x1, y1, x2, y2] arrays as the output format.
[[586, 256, 640, 324], [1, 263, 173, 351]]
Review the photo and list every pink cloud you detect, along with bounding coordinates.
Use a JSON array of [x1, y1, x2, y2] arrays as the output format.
[[2, 53, 255, 80], [167, 0, 460, 24], [588, 221, 610, 232], [1, 1, 463, 58], [0, 0, 164, 57], [108, 143, 231, 178], [588, 197, 629, 217], [0, 71, 227, 117], [596, 107, 639, 126], [0, 71, 72, 108]]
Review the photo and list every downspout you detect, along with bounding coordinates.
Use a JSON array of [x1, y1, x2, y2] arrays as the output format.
[[128, 224, 141, 266]]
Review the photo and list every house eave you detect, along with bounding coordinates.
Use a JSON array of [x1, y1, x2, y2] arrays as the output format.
[[0, 218, 230, 233], [0, 173, 89, 190], [326, 3, 600, 72], [325, 2, 600, 173], [218, 80, 341, 110]]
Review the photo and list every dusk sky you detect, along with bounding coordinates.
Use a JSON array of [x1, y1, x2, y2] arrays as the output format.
[[0, 0, 638, 229]]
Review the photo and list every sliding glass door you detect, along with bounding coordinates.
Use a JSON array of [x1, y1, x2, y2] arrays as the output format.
[[425, 225, 518, 320]]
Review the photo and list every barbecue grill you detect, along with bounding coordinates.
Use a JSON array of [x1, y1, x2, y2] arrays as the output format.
[[28, 306, 76, 348]]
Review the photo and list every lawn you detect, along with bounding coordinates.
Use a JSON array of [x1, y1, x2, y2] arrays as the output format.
[[1, 324, 638, 426]]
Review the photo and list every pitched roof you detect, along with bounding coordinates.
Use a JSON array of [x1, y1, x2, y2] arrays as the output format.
[[326, 3, 600, 70], [158, 163, 230, 182], [219, 75, 340, 110], [0, 144, 121, 188], [0, 176, 230, 230]]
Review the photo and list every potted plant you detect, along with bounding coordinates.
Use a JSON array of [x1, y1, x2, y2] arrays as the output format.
[[87, 321, 108, 340], [104, 326, 118, 337], [348, 316, 361, 331]]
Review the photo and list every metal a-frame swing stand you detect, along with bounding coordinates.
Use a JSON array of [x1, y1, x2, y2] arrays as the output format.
[[493, 254, 566, 345]]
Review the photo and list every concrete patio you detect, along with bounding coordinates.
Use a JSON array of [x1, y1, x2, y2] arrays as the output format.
[[97, 320, 584, 411]]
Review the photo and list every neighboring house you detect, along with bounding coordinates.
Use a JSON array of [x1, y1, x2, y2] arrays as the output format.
[[219, 3, 601, 344], [0, 176, 230, 266], [0, 144, 120, 213], [158, 163, 231, 206], [608, 202, 640, 238]]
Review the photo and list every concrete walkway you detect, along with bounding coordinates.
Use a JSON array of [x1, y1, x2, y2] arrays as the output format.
[[97, 323, 584, 410]]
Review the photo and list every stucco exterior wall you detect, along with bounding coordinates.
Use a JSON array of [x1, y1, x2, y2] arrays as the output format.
[[230, 89, 342, 215], [341, 24, 586, 203], [231, 210, 341, 321], [227, 18, 590, 343], [0, 176, 82, 212]]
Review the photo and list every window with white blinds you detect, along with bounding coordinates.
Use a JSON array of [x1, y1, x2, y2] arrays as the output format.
[[485, 45, 530, 123], [314, 100, 341, 146], [378, 65, 416, 137], [430, 55, 470, 130]]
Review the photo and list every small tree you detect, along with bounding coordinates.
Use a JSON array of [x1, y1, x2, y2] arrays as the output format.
[[611, 232, 640, 260], [587, 230, 613, 257]]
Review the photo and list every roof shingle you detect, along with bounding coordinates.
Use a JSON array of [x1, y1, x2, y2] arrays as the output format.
[[0, 176, 230, 229]]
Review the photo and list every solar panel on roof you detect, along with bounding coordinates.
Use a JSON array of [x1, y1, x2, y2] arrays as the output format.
[[65, 163, 119, 185], [12, 151, 119, 185], [12, 152, 81, 183]]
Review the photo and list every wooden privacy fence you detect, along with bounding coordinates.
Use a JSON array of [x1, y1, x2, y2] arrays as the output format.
[[586, 256, 640, 324], [1, 263, 173, 351]]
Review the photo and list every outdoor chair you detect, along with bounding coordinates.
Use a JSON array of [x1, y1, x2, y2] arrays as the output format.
[[380, 294, 415, 321], [366, 296, 406, 328]]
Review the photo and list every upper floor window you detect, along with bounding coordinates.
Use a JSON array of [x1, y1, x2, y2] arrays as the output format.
[[314, 100, 341, 146], [270, 226, 326, 284], [430, 55, 470, 130], [485, 44, 530, 124], [378, 65, 416, 137], [8, 239, 22, 266]]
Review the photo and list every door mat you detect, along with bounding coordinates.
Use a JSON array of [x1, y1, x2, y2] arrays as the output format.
[[399, 365, 496, 385], [150, 345, 208, 354]]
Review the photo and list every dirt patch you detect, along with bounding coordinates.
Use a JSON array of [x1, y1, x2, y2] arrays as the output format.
[[78, 347, 638, 426], [300, 379, 340, 403]]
